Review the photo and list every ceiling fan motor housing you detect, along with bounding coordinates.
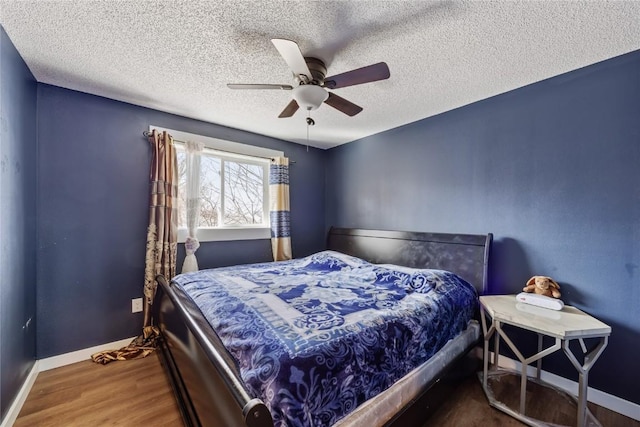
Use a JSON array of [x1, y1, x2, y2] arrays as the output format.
[[303, 57, 327, 85]]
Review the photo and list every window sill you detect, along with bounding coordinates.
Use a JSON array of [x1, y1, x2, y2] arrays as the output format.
[[178, 227, 271, 243]]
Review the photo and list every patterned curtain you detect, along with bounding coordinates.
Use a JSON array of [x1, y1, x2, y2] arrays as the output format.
[[92, 129, 178, 364], [269, 157, 292, 261], [181, 140, 204, 273], [142, 129, 178, 324]]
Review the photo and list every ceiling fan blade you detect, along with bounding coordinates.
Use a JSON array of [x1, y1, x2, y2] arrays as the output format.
[[324, 92, 363, 116], [271, 39, 312, 81], [278, 99, 299, 118], [323, 62, 390, 89], [227, 83, 293, 90]]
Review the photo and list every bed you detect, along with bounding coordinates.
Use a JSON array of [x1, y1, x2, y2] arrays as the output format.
[[154, 227, 492, 427]]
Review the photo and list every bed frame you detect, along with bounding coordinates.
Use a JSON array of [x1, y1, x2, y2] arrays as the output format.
[[154, 227, 492, 427]]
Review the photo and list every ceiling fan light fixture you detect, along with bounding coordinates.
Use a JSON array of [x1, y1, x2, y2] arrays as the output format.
[[293, 85, 328, 111]]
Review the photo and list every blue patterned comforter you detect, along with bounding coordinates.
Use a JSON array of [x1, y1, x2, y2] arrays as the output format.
[[173, 251, 478, 426]]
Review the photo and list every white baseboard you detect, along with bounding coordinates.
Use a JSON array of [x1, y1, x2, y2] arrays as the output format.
[[483, 349, 640, 422], [0, 361, 40, 427], [1, 336, 136, 426], [38, 336, 136, 371]]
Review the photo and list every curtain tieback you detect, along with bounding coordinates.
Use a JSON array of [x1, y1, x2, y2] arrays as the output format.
[[185, 236, 200, 254]]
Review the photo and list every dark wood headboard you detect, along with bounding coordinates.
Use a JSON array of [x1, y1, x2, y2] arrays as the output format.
[[327, 227, 492, 294]]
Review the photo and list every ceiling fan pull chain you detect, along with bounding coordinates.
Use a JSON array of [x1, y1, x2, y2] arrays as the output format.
[[306, 113, 310, 152], [306, 111, 313, 152]]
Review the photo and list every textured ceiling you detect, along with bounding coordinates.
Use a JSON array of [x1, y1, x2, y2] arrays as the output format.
[[1, 1, 639, 149]]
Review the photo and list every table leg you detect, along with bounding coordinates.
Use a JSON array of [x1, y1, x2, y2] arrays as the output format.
[[520, 358, 528, 414], [562, 336, 608, 427], [494, 320, 500, 368], [536, 334, 543, 380], [494, 323, 561, 418], [481, 309, 489, 388], [480, 307, 496, 389]]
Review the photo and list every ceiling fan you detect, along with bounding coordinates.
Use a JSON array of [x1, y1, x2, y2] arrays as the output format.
[[227, 39, 390, 118]]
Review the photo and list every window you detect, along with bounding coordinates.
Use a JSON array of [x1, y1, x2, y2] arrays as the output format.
[[151, 126, 283, 242], [176, 147, 269, 234]]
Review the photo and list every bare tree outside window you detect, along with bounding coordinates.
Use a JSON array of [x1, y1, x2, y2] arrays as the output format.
[[177, 147, 265, 229], [224, 161, 264, 225], [199, 156, 221, 227]]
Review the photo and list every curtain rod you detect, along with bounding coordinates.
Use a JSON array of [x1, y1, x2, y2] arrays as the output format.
[[143, 131, 295, 163]]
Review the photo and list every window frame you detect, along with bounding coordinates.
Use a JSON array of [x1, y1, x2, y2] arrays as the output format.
[[150, 126, 284, 242]]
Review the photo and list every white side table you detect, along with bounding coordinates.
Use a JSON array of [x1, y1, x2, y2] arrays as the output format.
[[479, 295, 611, 427]]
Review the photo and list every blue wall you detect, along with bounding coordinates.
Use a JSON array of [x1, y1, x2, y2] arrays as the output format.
[[36, 84, 326, 358], [326, 50, 640, 404], [0, 26, 37, 420]]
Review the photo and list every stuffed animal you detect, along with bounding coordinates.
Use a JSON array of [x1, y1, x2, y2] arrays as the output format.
[[523, 276, 561, 298]]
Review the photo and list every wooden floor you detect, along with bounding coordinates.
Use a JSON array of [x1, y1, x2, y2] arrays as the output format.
[[15, 352, 639, 427], [422, 374, 640, 427], [15, 353, 182, 426]]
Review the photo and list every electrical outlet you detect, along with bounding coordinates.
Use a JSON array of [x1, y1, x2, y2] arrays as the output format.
[[131, 298, 143, 313]]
